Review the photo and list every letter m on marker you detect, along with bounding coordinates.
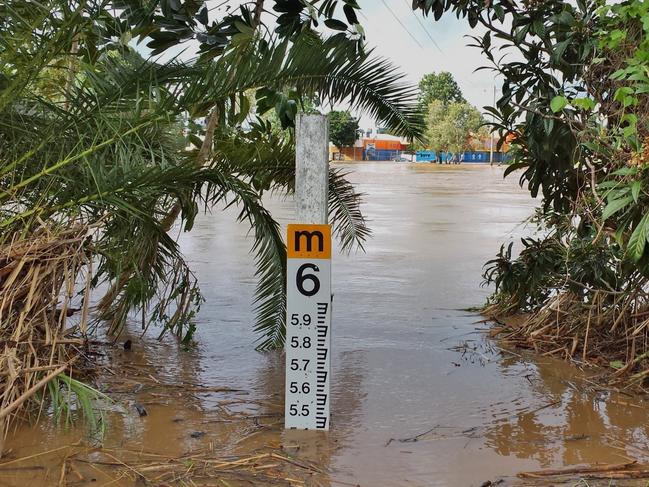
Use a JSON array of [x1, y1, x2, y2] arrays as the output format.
[[286, 224, 331, 259], [294, 230, 324, 252]]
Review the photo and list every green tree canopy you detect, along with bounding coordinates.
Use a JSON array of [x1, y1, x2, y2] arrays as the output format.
[[418, 71, 465, 108], [425, 100, 483, 156], [328, 110, 360, 149]]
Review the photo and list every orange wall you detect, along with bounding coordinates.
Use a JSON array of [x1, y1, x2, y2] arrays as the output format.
[[362, 138, 407, 151]]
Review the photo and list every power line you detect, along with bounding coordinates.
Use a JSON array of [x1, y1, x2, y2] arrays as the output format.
[[378, 0, 480, 94], [395, 0, 484, 92], [401, 0, 444, 54], [379, 0, 424, 50]]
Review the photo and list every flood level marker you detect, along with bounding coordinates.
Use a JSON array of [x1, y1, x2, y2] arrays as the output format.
[[285, 114, 331, 430]]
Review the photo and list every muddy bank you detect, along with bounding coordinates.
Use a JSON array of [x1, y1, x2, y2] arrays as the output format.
[[4, 163, 649, 486]]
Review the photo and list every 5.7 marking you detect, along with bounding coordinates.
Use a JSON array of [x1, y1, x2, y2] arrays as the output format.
[[290, 358, 310, 371]]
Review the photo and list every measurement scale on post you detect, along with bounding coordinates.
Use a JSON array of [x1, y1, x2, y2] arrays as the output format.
[[285, 224, 331, 430]]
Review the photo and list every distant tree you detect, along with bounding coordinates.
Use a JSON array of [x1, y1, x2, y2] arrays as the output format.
[[418, 72, 465, 109], [328, 110, 360, 149], [425, 101, 484, 159]]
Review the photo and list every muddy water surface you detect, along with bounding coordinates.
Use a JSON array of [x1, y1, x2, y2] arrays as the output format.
[[4, 163, 649, 487]]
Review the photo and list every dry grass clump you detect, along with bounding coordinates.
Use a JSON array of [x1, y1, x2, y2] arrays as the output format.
[[0, 225, 92, 450], [485, 288, 649, 390]]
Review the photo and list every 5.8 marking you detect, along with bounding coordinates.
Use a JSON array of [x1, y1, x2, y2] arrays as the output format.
[[290, 336, 311, 349]]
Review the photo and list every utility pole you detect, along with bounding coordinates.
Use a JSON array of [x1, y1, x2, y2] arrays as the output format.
[[489, 84, 496, 166], [285, 114, 332, 431], [294, 114, 329, 224]]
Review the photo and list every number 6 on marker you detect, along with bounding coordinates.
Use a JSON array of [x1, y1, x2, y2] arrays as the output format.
[[296, 263, 320, 296]]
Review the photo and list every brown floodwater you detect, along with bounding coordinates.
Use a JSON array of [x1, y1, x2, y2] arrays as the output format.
[[3, 162, 649, 487]]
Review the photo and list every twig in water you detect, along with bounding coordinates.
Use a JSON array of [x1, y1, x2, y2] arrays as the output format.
[[385, 425, 439, 446]]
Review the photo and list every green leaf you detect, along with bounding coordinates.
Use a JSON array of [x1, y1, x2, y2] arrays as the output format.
[[623, 124, 637, 137], [343, 4, 359, 25], [632, 180, 642, 203], [622, 113, 638, 127], [571, 97, 595, 111], [602, 195, 633, 220], [234, 20, 254, 34], [197, 6, 208, 26], [324, 19, 348, 31], [605, 187, 630, 202], [609, 360, 624, 370], [503, 162, 528, 178], [614, 86, 634, 102], [552, 39, 571, 63], [609, 29, 627, 44], [612, 166, 638, 177], [543, 117, 554, 134], [628, 212, 649, 261], [623, 95, 636, 107], [550, 95, 568, 113], [556, 10, 575, 26], [492, 4, 505, 22], [598, 181, 620, 190]]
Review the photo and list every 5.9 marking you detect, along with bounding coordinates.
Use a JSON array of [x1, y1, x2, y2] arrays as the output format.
[[290, 313, 311, 326]]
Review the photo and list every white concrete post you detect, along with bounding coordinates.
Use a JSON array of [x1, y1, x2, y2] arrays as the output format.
[[295, 114, 329, 224], [285, 113, 332, 430]]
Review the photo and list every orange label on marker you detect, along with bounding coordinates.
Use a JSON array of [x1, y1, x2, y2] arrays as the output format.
[[287, 224, 331, 259]]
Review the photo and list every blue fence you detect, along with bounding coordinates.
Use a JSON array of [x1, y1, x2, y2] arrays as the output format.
[[364, 148, 400, 161], [415, 150, 508, 163], [416, 151, 437, 162]]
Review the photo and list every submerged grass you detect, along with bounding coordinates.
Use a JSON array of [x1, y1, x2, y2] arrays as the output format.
[[47, 374, 110, 437]]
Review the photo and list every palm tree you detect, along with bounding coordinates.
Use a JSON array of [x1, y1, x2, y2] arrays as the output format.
[[0, 0, 422, 434]]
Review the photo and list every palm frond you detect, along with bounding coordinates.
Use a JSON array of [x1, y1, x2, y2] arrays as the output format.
[[180, 34, 425, 139], [199, 160, 287, 351], [329, 169, 371, 252]]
